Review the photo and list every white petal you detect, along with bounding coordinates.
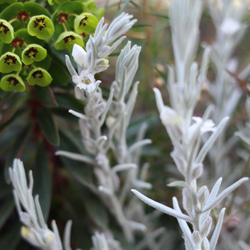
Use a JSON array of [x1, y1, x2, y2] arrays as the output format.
[[160, 106, 181, 126], [220, 18, 241, 35], [72, 44, 87, 68], [85, 83, 95, 92]]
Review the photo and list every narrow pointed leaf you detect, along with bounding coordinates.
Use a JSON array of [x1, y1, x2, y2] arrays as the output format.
[[203, 177, 249, 212], [5, 123, 33, 181], [131, 189, 193, 222], [36, 107, 59, 145], [209, 208, 226, 250], [33, 142, 52, 221]]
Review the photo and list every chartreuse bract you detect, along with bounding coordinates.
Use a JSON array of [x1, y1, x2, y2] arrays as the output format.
[[0, 0, 104, 92]]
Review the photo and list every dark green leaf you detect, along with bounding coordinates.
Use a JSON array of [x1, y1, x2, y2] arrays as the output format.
[[0, 107, 27, 132], [58, 128, 92, 187], [0, 125, 21, 157], [49, 56, 71, 87], [23, 1, 50, 17], [57, 122, 84, 153], [0, 187, 11, 200], [34, 86, 57, 107], [85, 195, 108, 228], [0, 2, 23, 22], [33, 141, 52, 221], [55, 92, 84, 113], [36, 107, 60, 146], [0, 219, 20, 250], [4, 122, 33, 181], [0, 198, 14, 229], [50, 107, 79, 123], [127, 113, 159, 138]]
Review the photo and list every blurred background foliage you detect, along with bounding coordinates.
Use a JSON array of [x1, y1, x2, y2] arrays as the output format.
[[0, 0, 250, 249]]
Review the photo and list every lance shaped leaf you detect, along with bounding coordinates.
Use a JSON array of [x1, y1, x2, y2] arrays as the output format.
[[131, 189, 193, 222], [36, 107, 59, 145], [173, 197, 196, 249], [28, 15, 54, 40], [210, 208, 226, 250], [202, 177, 249, 212], [0, 74, 25, 92], [0, 19, 14, 43], [55, 31, 84, 51], [74, 13, 98, 34], [21, 44, 47, 65], [0, 52, 22, 73], [27, 68, 52, 87]]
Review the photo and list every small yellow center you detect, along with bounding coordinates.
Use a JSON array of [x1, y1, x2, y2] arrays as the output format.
[[45, 235, 53, 243], [21, 226, 30, 238]]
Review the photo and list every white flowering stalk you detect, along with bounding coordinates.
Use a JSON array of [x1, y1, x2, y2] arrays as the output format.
[[206, 0, 250, 178], [132, 0, 248, 249], [65, 12, 137, 95], [57, 13, 164, 247], [9, 159, 76, 250]]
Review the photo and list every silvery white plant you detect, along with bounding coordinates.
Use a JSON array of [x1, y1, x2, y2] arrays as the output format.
[[206, 0, 250, 179], [9, 159, 124, 250], [9, 159, 77, 250], [57, 12, 165, 248], [132, 0, 248, 249]]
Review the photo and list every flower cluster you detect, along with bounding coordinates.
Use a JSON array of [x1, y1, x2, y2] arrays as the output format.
[[0, 0, 104, 92], [66, 13, 137, 94]]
